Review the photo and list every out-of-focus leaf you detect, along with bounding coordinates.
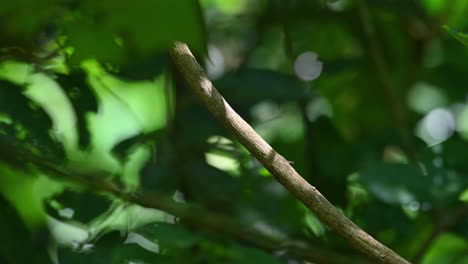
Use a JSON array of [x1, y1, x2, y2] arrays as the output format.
[[0, 0, 61, 59], [64, 0, 206, 65], [0, 80, 57, 150], [58, 231, 158, 264], [421, 233, 468, 264], [227, 244, 284, 264], [0, 196, 51, 264], [237, 178, 305, 235], [459, 189, 468, 202], [215, 69, 306, 105], [46, 190, 112, 223], [369, 0, 424, 15], [137, 222, 201, 250], [55, 71, 98, 149], [443, 25, 468, 47], [304, 211, 326, 237], [361, 160, 466, 209], [0, 164, 64, 230], [112, 130, 163, 162], [353, 203, 415, 247], [183, 160, 240, 212], [118, 53, 168, 80]]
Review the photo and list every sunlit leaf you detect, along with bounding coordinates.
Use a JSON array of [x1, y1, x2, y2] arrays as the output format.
[[460, 189, 468, 202]]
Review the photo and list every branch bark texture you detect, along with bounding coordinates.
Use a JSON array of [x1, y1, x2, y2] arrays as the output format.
[[169, 42, 411, 264]]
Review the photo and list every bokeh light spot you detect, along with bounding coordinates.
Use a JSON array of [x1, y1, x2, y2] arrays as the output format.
[[294, 51, 323, 81]]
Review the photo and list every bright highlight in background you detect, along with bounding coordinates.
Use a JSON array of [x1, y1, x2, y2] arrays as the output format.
[[417, 108, 456, 145], [293, 51, 323, 81]]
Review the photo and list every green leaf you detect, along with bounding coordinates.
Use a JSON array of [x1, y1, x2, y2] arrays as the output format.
[[137, 223, 201, 250], [227, 245, 284, 264], [64, 0, 206, 65], [0, 165, 64, 230], [215, 69, 306, 105], [304, 211, 326, 237], [55, 71, 98, 149], [460, 189, 468, 202], [421, 233, 468, 264], [46, 190, 112, 223], [0, 80, 62, 158], [443, 25, 468, 47], [360, 161, 466, 208], [0, 196, 51, 264], [58, 231, 159, 264]]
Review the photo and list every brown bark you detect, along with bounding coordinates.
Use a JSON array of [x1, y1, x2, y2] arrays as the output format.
[[169, 42, 411, 264]]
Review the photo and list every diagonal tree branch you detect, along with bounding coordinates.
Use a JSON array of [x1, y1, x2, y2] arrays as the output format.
[[168, 42, 411, 264]]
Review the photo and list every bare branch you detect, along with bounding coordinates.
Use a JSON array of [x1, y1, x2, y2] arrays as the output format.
[[169, 41, 411, 264]]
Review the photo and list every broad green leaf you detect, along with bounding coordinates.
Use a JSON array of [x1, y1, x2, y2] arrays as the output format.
[[64, 0, 206, 65], [0, 165, 63, 230], [421, 233, 468, 264]]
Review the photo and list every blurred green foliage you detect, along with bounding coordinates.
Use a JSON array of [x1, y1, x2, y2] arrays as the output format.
[[0, 0, 467, 263]]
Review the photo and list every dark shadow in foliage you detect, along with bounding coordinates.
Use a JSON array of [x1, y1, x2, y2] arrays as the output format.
[[118, 53, 169, 81], [45, 190, 112, 223], [176, 104, 229, 149], [137, 222, 201, 250], [0, 196, 51, 264], [214, 69, 306, 107], [183, 160, 241, 213], [136, 222, 286, 264], [58, 231, 159, 264], [235, 174, 307, 237], [418, 136, 468, 174], [54, 71, 98, 150], [0, 79, 63, 159], [111, 129, 164, 162], [62, 0, 207, 66], [361, 159, 467, 210], [139, 145, 179, 196]]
